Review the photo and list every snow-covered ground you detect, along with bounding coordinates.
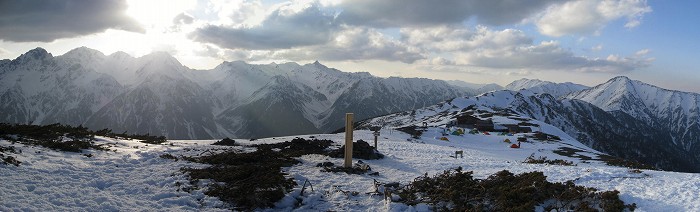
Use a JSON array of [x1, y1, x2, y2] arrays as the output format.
[[2, 128, 699, 211]]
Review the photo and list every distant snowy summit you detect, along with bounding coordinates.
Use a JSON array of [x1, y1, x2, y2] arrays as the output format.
[[505, 78, 589, 98]]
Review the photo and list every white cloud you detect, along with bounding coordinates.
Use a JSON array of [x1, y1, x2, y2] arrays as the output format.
[[456, 40, 652, 72], [207, 0, 266, 27], [592, 44, 604, 51], [401, 25, 652, 73], [173, 13, 195, 25], [635, 48, 650, 56], [535, 0, 652, 37], [264, 27, 424, 63], [401, 25, 532, 52], [506, 70, 533, 76]]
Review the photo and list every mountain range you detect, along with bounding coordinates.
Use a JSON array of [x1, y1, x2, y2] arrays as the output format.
[[0, 47, 501, 139], [359, 77, 700, 172], [3, 47, 700, 172]]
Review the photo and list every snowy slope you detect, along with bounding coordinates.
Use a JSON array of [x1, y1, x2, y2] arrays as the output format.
[[506, 78, 589, 98], [2, 128, 699, 211]]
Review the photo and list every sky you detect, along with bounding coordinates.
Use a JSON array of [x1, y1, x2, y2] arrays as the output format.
[[0, 0, 698, 92]]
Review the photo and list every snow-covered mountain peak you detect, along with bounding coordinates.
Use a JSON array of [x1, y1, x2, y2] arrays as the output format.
[[108, 51, 134, 60], [565, 76, 642, 111], [139, 51, 181, 66], [507, 78, 547, 88], [58, 47, 107, 70], [61, 46, 105, 59], [505, 78, 588, 98], [602, 75, 635, 90], [15, 47, 52, 63]]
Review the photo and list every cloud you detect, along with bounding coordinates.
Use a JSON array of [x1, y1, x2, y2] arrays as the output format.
[[173, 13, 194, 25], [506, 70, 533, 76], [535, 0, 651, 37], [190, 2, 338, 50], [0, 0, 144, 42], [455, 40, 652, 72], [401, 25, 532, 52], [263, 27, 424, 63], [402, 25, 652, 73], [337, 0, 562, 27], [592, 44, 603, 51], [635, 48, 650, 56]]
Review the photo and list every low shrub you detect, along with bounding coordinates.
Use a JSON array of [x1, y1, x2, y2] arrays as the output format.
[[255, 137, 333, 157], [0, 123, 108, 152], [182, 147, 300, 210], [393, 167, 636, 211], [0, 123, 172, 153], [599, 155, 657, 170], [524, 155, 575, 166], [160, 153, 178, 161], [396, 126, 423, 139], [1, 155, 21, 166], [328, 140, 383, 160], [212, 137, 237, 146]]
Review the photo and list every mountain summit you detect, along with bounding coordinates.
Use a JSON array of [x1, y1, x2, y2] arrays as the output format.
[[505, 78, 589, 97]]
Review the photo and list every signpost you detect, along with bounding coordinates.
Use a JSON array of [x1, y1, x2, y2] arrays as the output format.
[[344, 113, 354, 168], [373, 131, 380, 149], [369, 126, 381, 149]]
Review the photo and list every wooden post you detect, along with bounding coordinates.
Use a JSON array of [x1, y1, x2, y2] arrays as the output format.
[[374, 134, 378, 149], [344, 113, 354, 168], [370, 126, 380, 149]]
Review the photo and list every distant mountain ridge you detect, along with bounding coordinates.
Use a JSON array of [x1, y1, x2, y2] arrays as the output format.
[[566, 76, 700, 167], [0, 47, 470, 139], [505, 78, 589, 97], [446, 80, 504, 95]]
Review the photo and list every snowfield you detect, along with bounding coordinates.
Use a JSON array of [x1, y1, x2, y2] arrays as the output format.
[[2, 128, 699, 211]]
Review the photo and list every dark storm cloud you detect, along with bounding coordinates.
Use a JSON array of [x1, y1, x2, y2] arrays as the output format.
[[336, 0, 563, 27], [0, 0, 144, 42], [190, 4, 337, 50]]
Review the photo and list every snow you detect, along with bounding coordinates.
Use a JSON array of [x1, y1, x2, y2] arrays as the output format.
[[2, 125, 699, 211], [506, 78, 589, 98], [0, 137, 228, 211]]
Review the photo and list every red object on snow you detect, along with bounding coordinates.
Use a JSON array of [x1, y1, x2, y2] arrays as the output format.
[[510, 143, 520, 148], [483, 132, 490, 135]]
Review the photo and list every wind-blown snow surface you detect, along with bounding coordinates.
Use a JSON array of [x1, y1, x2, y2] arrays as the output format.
[[2, 128, 699, 211]]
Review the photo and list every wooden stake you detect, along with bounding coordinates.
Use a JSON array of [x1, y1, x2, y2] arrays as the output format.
[[344, 113, 354, 168], [374, 134, 378, 149]]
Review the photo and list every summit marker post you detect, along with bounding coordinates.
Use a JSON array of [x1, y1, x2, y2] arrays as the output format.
[[344, 113, 354, 168]]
